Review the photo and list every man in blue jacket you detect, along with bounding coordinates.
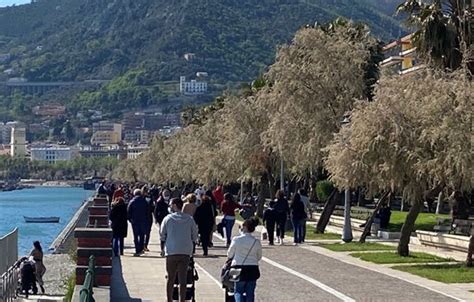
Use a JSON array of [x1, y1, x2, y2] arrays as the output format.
[[161, 197, 198, 302], [127, 189, 149, 256]]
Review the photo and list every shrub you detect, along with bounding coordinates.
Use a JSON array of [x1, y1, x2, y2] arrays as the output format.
[[316, 180, 334, 202]]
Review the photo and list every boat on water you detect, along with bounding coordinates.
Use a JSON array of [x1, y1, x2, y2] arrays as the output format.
[[24, 216, 60, 223]]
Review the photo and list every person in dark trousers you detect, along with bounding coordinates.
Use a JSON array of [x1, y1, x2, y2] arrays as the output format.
[[109, 197, 128, 256], [161, 198, 198, 302], [97, 181, 107, 195], [274, 190, 290, 245], [263, 200, 277, 245], [127, 189, 149, 256], [221, 193, 242, 247], [194, 193, 215, 256], [298, 188, 310, 242], [290, 193, 306, 245], [205, 190, 218, 247]]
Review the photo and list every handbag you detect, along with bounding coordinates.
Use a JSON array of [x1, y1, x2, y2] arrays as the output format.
[[223, 239, 257, 284], [261, 227, 268, 241]]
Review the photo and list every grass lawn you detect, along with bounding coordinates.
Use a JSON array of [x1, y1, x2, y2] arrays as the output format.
[[320, 242, 396, 252], [285, 225, 341, 240], [387, 211, 450, 232], [349, 251, 451, 264], [394, 264, 474, 283]]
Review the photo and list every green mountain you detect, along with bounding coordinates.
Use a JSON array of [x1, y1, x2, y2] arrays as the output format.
[[0, 0, 404, 83]]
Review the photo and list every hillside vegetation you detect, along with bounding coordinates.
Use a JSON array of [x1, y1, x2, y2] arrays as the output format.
[[0, 0, 403, 83]]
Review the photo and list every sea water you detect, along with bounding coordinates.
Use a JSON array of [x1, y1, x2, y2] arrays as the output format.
[[0, 187, 93, 255]]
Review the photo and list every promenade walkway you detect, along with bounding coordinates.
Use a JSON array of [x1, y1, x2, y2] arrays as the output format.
[[110, 224, 223, 302], [111, 221, 473, 302]]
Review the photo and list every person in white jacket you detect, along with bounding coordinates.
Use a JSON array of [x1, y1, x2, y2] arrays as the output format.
[[227, 217, 262, 302]]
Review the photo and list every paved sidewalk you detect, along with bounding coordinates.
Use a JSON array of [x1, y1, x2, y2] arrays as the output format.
[[110, 223, 223, 302]]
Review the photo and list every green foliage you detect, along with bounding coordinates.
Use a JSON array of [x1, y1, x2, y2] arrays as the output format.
[[64, 273, 76, 302], [321, 242, 396, 252], [0, 155, 118, 180], [0, 0, 403, 83], [316, 180, 335, 202], [350, 251, 451, 264], [394, 264, 474, 283], [387, 211, 450, 232]]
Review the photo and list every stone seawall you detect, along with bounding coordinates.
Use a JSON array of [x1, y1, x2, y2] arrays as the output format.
[[49, 198, 93, 254]]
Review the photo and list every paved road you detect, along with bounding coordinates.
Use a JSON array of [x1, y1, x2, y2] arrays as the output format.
[[113, 222, 467, 302], [192, 229, 460, 302]]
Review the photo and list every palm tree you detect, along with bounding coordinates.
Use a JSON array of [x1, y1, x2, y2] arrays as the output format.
[[397, 0, 473, 73]]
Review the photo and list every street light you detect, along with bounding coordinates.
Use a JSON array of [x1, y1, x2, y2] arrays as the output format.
[[341, 113, 353, 243]]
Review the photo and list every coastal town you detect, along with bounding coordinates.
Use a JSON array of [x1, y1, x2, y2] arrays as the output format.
[[0, 0, 473, 302]]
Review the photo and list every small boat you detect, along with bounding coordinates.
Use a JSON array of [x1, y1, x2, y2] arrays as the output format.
[[24, 216, 60, 223]]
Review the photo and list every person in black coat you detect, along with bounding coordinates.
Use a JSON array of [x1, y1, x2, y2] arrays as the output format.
[[109, 197, 128, 256], [274, 190, 290, 245], [290, 193, 307, 245], [263, 201, 277, 245], [194, 194, 215, 256], [154, 190, 170, 228]]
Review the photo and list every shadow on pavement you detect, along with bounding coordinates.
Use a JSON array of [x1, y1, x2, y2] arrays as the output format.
[[110, 256, 142, 302]]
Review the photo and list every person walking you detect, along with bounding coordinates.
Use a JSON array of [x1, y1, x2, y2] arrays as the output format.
[[112, 184, 125, 202], [205, 190, 218, 247], [161, 198, 198, 302], [298, 188, 310, 242], [30, 241, 46, 294], [183, 193, 198, 216], [127, 189, 149, 256], [227, 217, 262, 302], [143, 186, 155, 252], [109, 197, 128, 256], [194, 193, 215, 256], [274, 190, 289, 245], [290, 193, 306, 245], [154, 189, 171, 229], [263, 200, 277, 245], [221, 193, 242, 247], [212, 184, 225, 209]]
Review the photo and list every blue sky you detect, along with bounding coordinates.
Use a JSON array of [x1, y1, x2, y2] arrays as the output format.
[[0, 0, 31, 7]]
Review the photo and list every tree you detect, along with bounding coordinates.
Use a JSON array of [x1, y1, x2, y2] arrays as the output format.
[[398, 0, 474, 73], [325, 70, 472, 256]]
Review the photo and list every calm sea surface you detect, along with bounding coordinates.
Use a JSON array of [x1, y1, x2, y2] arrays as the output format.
[[0, 187, 93, 256]]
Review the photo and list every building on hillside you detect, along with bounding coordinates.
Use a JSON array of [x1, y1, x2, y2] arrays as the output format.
[[10, 122, 27, 157], [380, 34, 424, 75], [183, 53, 196, 61], [196, 72, 208, 78], [0, 122, 13, 144], [30, 146, 79, 164], [0, 145, 10, 156], [179, 76, 207, 95], [127, 144, 150, 160], [0, 78, 107, 96], [123, 129, 152, 144], [79, 145, 127, 160], [91, 131, 121, 145], [32, 104, 66, 117]]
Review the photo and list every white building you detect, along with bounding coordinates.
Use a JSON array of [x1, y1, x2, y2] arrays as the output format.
[[92, 121, 122, 140], [10, 123, 26, 157], [127, 145, 150, 160], [179, 76, 207, 95], [31, 147, 78, 164], [0, 123, 13, 144]]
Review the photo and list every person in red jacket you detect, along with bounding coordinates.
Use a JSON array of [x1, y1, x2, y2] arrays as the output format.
[[112, 184, 125, 202], [212, 185, 225, 209], [220, 193, 242, 247]]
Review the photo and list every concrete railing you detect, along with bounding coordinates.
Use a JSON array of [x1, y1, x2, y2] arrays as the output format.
[[0, 228, 18, 276], [416, 230, 472, 252]]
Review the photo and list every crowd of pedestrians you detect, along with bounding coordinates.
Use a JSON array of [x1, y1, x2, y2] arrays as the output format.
[[101, 181, 310, 301]]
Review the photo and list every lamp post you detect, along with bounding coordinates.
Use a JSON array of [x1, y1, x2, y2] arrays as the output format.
[[342, 188, 353, 242], [341, 113, 353, 243]]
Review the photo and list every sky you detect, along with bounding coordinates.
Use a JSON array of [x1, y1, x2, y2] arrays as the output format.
[[0, 0, 31, 7]]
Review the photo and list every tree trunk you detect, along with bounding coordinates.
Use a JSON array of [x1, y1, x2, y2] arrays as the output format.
[[357, 187, 365, 207], [316, 189, 339, 233], [256, 173, 268, 218], [359, 191, 390, 243], [467, 235, 474, 267], [397, 200, 422, 256]]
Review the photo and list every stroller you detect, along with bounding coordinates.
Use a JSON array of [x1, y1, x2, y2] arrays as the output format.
[[172, 257, 199, 302], [15, 257, 38, 298]]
